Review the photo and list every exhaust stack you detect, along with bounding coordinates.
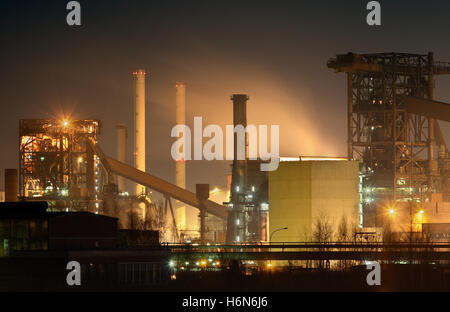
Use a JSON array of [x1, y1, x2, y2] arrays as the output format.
[[175, 82, 186, 191], [174, 82, 192, 235], [133, 69, 147, 220], [133, 69, 146, 196], [227, 94, 249, 242]]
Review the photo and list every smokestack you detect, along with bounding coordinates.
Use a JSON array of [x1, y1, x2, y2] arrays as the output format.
[[116, 124, 127, 193], [133, 69, 146, 197], [4, 169, 18, 202], [227, 94, 249, 243], [231, 94, 249, 187], [175, 82, 186, 190], [175, 82, 188, 234]]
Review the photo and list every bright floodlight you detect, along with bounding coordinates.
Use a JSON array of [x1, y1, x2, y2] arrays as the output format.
[[61, 119, 70, 128]]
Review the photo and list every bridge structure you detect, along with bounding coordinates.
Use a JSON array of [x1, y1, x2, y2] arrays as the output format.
[[163, 242, 450, 262]]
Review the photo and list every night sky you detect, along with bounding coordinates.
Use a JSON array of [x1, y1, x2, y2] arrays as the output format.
[[1, 0, 450, 193]]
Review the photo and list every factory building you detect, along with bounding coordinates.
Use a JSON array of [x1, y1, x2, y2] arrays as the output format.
[[268, 158, 360, 242], [0, 201, 118, 257], [0, 201, 168, 290]]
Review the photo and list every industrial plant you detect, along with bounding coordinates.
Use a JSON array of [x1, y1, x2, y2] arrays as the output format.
[[2, 53, 450, 282], [1, 50, 450, 291], [2, 1, 450, 293], [8, 70, 228, 243]]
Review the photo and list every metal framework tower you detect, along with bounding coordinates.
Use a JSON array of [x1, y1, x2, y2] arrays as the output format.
[[19, 119, 110, 211], [328, 52, 450, 224]]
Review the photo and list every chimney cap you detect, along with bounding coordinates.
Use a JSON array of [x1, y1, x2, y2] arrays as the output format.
[[230, 94, 249, 101], [132, 69, 146, 76], [175, 82, 186, 87]]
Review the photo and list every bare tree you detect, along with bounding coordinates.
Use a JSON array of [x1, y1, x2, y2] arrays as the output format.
[[313, 212, 334, 243], [336, 215, 349, 242], [335, 215, 351, 271], [312, 212, 334, 269]]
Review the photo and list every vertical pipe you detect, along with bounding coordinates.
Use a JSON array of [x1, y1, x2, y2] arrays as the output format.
[[133, 69, 146, 195], [5, 169, 18, 202], [347, 73, 353, 160], [428, 52, 436, 179], [116, 124, 127, 193], [175, 82, 187, 233]]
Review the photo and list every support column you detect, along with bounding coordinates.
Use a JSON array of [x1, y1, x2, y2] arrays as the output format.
[[116, 124, 127, 193], [347, 73, 353, 160]]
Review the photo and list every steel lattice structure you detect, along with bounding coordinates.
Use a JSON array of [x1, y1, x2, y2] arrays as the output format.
[[19, 119, 108, 211], [328, 52, 450, 226]]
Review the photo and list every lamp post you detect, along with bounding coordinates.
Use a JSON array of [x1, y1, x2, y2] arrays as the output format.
[[268, 227, 287, 270], [270, 227, 288, 242]]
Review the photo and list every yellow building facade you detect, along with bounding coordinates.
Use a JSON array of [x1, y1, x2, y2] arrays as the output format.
[[268, 160, 360, 242]]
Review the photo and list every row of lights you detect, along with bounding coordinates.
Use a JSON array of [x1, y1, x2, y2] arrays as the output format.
[[235, 186, 257, 192], [169, 259, 221, 268], [387, 206, 425, 220]]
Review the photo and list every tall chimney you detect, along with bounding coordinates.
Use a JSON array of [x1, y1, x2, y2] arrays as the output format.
[[116, 124, 127, 193], [231, 94, 249, 188], [227, 94, 249, 242], [175, 82, 186, 189], [175, 82, 187, 233], [133, 69, 146, 197], [5, 169, 18, 202]]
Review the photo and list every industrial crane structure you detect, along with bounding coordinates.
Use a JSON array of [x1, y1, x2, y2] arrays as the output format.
[[328, 52, 450, 227]]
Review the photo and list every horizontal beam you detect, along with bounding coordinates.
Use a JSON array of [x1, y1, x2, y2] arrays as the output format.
[[166, 242, 450, 250], [401, 95, 450, 123], [106, 157, 228, 220], [169, 251, 450, 261]]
